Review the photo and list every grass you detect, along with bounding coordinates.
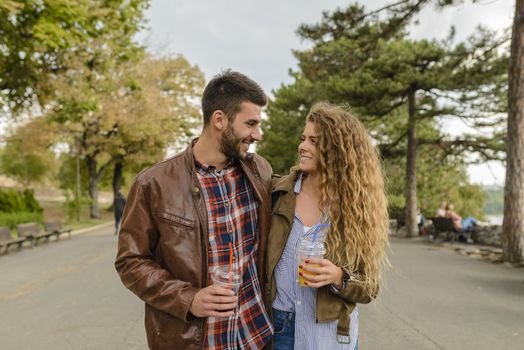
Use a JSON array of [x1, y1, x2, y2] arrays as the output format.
[[40, 200, 113, 231], [0, 211, 43, 229], [1, 200, 113, 239]]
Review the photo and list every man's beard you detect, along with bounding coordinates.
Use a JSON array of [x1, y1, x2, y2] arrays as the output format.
[[220, 125, 248, 160]]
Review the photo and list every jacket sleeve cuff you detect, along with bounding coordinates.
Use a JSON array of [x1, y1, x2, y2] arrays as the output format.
[[330, 268, 378, 304], [337, 279, 376, 304], [175, 286, 201, 322], [330, 283, 343, 294]]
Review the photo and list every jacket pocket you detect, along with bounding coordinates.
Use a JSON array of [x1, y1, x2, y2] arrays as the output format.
[[155, 211, 196, 228]]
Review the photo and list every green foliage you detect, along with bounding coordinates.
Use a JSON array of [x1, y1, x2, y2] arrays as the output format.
[[0, 211, 43, 229], [384, 150, 485, 219], [0, 141, 53, 186], [456, 183, 485, 219], [483, 186, 503, 215], [259, 108, 303, 174], [2, 1, 202, 221], [0, 188, 42, 213], [57, 153, 103, 192], [63, 191, 90, 222], [387, 194, 405, 221], [259, 77, 317, 174], [0, 0, 150, 111], [100, 54, 205, 168], [260, 3, 504, 222], [21, 188, 41, 212]]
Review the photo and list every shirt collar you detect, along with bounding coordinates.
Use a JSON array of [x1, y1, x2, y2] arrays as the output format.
[[293, 173, 329, 225], [192, 140, 236, 175], [294, 172, 304, 194]]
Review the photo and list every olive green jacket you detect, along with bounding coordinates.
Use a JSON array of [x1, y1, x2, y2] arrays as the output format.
[[265, 170, 376, 338]]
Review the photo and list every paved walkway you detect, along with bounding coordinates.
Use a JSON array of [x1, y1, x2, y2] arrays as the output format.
[[0, 224, 145, 350], [0, 228, 523, 349], [359, 238, 524, 349]]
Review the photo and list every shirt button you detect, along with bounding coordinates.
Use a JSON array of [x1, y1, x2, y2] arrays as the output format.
[[224, 200, 230, 206], [193, 187, 200, 193]]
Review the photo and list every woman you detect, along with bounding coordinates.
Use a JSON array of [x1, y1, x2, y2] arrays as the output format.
[[266, 102, 389, 350], [445, 203, 478, 231]]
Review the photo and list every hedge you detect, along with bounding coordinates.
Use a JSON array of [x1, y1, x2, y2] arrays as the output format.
[[0, 188, 42, 213]]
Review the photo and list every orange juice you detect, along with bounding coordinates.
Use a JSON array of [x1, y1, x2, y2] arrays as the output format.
[[298, 259, 321, 286], [296, 234, 326, 287]]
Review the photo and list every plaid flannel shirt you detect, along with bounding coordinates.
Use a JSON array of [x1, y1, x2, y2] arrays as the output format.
[[195, 159, 273, 350]]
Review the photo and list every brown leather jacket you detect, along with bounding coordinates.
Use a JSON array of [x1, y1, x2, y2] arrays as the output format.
[[115, 143, 272, 350]]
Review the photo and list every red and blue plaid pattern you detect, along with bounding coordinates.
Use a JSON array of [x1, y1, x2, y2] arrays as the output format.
[[196, 159, 273, 350]]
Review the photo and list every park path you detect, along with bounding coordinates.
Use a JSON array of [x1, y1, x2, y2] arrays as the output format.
[[359, 238, 524, 350], [0, 224, 145, 350], [1, 228, 523, 349]]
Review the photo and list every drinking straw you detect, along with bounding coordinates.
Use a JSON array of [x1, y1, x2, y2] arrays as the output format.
[[312, 223, 330, 243], [228, 242, 233, 283]]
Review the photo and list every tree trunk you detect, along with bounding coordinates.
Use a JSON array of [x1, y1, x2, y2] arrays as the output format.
[[112, 159, 123, 199], [502, 0, 524, 264], [87, 155, 101, 219], [404, 89, 418, 238]]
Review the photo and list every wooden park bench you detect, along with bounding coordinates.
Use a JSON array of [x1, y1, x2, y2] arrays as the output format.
[[430, 217, 473, 243], [0, 226, 27, 254], [16, 222, 57, 247], [396, 212, 406, 231], [395, 211, 424, 235], [44, 220, 72, 240]]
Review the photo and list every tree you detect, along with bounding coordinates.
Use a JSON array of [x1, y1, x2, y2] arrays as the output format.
[[502, 0, 524, 264], [0, 142, 51, 186], [260, 3, 507, 237], [0, 0, 134, 112], [0, 116, 58, 186], [379, 106, 486, 219], [104, 54, 204, 197], [46, 0, 150, 218], [49, 49, 204, 218]]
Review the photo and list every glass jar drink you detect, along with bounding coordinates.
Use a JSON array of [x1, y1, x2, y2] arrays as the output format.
[[211, 266, 242, 293]]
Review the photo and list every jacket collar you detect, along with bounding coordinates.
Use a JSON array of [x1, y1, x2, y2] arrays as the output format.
[[272, 168, 302, 194], [271, 169, 302, 224]]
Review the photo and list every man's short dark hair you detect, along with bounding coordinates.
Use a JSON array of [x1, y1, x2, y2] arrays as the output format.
[[201, 70, 267, 126]]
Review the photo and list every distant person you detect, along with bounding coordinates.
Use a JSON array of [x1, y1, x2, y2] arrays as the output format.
[[113, 190, 126, 235], [115, 70, 273, 349], [416, 207, 426, 235], [435, 202, 447, 217], [445, 203, 478, 231]]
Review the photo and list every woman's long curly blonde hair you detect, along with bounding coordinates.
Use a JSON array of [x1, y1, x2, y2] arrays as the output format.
[[305, 102, 389, 297]]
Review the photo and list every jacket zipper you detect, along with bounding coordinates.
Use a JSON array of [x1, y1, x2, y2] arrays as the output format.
[[192, 178, 208, 350]]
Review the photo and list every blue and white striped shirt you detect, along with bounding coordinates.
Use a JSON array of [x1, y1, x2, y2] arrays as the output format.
[[272, 175, 358, 350]]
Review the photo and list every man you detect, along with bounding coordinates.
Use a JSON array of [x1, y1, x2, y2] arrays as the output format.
[[435, 201, 447, 217], [115, 70, 274, 350]]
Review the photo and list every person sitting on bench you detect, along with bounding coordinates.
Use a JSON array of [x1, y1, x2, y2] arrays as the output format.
[[435, 201, 447, 217], [445, 203, 478, 231]]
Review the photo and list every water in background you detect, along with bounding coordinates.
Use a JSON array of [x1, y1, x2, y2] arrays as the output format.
[[485, 214, 503, 225]]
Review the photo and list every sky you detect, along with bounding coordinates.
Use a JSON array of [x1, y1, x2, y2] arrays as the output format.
[[136, 0, 514, 185]]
